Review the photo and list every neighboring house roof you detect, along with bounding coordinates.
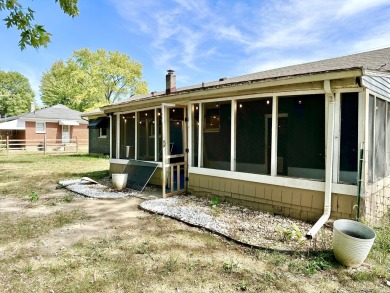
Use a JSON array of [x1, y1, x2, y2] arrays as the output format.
[[0, 104, 87, 130], [105, 47, 390, 109], [20, 104, 87, 123]]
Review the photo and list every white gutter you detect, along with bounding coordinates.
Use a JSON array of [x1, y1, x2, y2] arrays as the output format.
[[306, 80, 335, 239]]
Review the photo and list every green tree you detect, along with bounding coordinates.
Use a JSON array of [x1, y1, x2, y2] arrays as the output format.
[[0, 0, 79, 50], [40, 49, 149, 111], [0, 70, 35, 117]]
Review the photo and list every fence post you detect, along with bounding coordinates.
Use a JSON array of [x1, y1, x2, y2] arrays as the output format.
[[44, 134, 47, 155], [76, 136, 79, 153], [6, 135, 9, 153]]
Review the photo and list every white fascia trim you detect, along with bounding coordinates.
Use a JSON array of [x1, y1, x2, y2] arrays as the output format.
[[108, 159, 357, 195], [188, 166, 357, 196]]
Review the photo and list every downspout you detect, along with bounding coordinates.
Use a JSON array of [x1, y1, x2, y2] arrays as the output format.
[[306, 80, 335, 239]]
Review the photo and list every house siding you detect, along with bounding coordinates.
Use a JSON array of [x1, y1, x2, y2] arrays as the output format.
[[188, 174, 356, 221], [24, 122, 88, 142], [89, 128, 110, 155]]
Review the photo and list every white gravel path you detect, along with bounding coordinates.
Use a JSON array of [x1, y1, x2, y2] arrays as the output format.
[[58, 179, 139, 199], [140, 197, 229, 235], [140, 195, 333, 252]]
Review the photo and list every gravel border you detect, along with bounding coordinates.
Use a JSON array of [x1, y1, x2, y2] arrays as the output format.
[[140, 195, 333, 253], [58, 178, 333, 252], [58, 178, 139, 199]]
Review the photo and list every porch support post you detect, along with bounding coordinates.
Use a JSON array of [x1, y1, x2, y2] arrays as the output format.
[[162, 105, 168, 198], [359, 91, 367, 188], [231, 99, 237, 171], [198, 103, 203, 167], [332, 92, 341, 183], [183, 104, 188, 191], [109, 115, 112, 158], [187, 104, 193, 167], [135, 112, 138, 160], [270, 95, 278, 176], [154, 108, 158, 161], [116, 114, 120, 159]]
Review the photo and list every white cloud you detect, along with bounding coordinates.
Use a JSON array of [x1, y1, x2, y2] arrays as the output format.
[[108, 0, 390, 85], [337, 0, 390, 17]]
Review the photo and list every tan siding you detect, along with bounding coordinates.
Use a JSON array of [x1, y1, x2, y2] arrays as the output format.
[[188, 174, 356, 221]]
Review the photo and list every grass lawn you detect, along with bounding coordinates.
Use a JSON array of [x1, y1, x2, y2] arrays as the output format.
[[0, 153, 389, 292]]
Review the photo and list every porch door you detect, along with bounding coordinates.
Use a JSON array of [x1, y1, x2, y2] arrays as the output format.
[[161, 103, 188, 198], [62, 125, 70, 143]]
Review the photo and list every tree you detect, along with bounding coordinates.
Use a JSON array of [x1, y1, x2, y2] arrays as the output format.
[[40, 49, 149, 111], [0, 70, 35, 117], [0, 0, 79, 50]]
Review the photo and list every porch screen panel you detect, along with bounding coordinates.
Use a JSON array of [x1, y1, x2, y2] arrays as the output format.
[[278, 94, 325, 180], [236, 98, 272, 174], [339, 92, 358, 184], [137, 109, 155, 161], [119, 113, 135, 159], [367, 95, 374, 183], [203, 101, 231, 170], [111, 115, 117, 159], [192, 104, 199, 167], [374, 98, 386, 181]]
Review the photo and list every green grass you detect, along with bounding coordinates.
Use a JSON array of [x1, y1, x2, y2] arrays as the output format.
[[0, 154, 389, 292], [0, 153, 109, 198]]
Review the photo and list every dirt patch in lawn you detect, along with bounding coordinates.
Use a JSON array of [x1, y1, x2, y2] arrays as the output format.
[[0, 190, 148, 258]]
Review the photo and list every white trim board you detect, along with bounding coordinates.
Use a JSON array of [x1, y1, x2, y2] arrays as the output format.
[[189, 166, 357, 196], [109, 162, 357, 196]]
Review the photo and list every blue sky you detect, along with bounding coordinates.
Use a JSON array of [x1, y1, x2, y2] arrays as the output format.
[[1, 0, 390, 106]]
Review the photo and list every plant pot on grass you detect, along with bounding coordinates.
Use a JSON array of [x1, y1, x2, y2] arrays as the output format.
[[333, 219, 376, 268], [112, 173, 128, 190]]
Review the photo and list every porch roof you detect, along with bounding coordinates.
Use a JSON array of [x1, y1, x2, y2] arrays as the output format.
[[103, 47, 390, 111], [0, 119, 25, 130]]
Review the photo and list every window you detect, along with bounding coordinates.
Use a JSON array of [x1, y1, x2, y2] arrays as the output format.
[[36, 122, 46, 133], [99, 127, 107, 138]]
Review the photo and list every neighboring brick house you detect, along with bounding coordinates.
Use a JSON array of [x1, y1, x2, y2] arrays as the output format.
[[0, 104, 88, 150]]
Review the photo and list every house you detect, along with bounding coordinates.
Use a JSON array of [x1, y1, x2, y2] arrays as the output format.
[[102, 48, 390, 235], [0, 104, 88, 151], [82, 109, 110, 156]]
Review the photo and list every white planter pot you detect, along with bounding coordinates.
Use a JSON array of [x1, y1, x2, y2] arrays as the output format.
[[112, 173, 128, 190], [333, 219, 376, 268]]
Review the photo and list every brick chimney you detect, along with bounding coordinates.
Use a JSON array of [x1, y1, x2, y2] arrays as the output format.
[[166, 69, 176, 94]]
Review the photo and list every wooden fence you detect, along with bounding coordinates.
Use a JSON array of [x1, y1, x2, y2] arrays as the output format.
[[0, 135, 88, 154]]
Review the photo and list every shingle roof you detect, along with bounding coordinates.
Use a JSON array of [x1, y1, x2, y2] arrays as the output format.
[[108, 47, 390, 107], [20, 104, 86, 123]]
